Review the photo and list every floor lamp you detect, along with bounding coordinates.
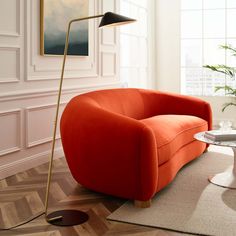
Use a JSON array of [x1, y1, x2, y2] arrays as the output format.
[[45, 12, 136, 226]]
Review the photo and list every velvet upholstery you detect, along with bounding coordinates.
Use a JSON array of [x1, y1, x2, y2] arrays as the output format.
[[60, 88, 212, 202]]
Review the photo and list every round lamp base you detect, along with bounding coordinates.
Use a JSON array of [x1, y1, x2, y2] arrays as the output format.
[[46, 209, 89, 226]]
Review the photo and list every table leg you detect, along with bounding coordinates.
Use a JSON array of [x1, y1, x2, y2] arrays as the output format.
[[209, 147, 236, 189]]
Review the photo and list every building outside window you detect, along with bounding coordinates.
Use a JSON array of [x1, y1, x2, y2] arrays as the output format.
[[181, 0, 236, 96]]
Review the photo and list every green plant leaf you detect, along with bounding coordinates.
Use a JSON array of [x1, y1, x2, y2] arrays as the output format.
[[222, 102, 236, 112], [215, 85, 236, 95], [203, 64, 235, 78], [220, 45, 236, 57], [203, 44, 236, 112]]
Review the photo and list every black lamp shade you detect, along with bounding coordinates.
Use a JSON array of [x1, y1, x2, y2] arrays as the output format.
[[99, 12, 136, 28]]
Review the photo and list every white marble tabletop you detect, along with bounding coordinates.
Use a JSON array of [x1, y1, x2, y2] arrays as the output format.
[[194, 131, 236, 148]]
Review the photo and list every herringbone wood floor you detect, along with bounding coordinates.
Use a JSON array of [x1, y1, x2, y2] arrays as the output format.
[[0, 158, 186, 236]]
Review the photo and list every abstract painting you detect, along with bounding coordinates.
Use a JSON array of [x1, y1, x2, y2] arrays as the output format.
[[40, 0, 89, 56]]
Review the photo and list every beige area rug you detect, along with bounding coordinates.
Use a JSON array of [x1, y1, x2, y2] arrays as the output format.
[[108, 148, 236, 236]]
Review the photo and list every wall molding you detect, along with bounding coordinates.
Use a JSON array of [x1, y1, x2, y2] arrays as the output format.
[[0, 46, 20, 83], [0, 109, 22, 156], [101, 28, 116, 46], [101, 52, 117, 77], [0, 148, 64, 179], [101, 0, 117, 46], [0, 81, 123, 102], [25, 0, 99, 81], [0, 0, 21, 37], [0, 32, 20, 38], [25, 102, 66, 148], [0, 0, 121, 179], [101, 0, 116, 13]]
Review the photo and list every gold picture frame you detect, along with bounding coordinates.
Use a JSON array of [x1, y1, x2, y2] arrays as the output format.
[[40, 0, 89, 56]]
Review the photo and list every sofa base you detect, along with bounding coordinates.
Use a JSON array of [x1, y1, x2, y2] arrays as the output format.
[[134, 200, 151, 208]]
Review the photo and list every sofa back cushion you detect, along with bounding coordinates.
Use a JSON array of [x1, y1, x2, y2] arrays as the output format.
[[76, 88, 162, 120]]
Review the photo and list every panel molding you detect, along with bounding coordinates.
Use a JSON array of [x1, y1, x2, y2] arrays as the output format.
[[0, 148, 63, 179], [25, 102, 66, 148], [0, 45, 20, 83], [0, 81, 123, 102], [101, 0, 116, 12], [101, 0, 116, 46], [0, 109, 22, 156], [25, 0, 99, 81], [101, 52, 117, 77], [0, 0, 21, 37], [0, 32, 20, 38], [101, 28, 116, 46]]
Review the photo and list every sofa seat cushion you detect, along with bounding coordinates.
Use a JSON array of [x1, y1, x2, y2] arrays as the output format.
[[140, 115, 208, 166]]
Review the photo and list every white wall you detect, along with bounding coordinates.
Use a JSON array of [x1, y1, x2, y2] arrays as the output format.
[[155, 0, 236, 127], [0, 0, 122, 179], [155, 0, 181, 93]]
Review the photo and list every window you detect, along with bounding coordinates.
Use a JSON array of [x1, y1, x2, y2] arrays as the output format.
[[181, 0, 236, 96], [120, 0, 149, 88]]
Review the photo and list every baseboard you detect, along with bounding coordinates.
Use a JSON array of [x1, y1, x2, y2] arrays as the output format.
[[0, 148, 64, 179]]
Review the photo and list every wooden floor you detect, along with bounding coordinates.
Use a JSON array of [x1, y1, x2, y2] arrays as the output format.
[[0, 158, 187, 236]]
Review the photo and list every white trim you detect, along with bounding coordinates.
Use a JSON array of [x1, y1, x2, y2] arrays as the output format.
[[0, 147, 21, 157], [0, 0, 21, 37], [101, 0, 117, 46], [0, 148, 64, 180], [25, 102, 66, 148], [0, 46, 20, 83], [101, 28, 116, 46], [0, 81, 123, 102], [0, 109, 22, 156], [0, 32, 20, 37], [25, 0, 99, 81], [101, 52, 117, 77]]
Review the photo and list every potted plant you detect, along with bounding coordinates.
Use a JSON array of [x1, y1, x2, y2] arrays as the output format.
[[204, 45, 236, 112]]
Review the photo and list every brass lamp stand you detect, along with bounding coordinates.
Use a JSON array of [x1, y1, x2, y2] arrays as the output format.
[[45, 12, 136, 226]]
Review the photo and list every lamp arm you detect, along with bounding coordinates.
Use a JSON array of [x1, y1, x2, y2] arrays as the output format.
[[70, 14, 104, 24], [44, 14, 104, 222]]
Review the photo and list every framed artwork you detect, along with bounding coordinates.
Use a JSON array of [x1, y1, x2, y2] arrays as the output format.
[[40, 0, 89, 56]]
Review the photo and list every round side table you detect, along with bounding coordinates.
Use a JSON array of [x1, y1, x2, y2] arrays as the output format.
[[194, 131, 236, 189]]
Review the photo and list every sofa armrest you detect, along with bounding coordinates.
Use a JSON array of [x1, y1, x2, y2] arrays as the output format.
[[158, 92, 212, 130], [60, 99, 158, 201]]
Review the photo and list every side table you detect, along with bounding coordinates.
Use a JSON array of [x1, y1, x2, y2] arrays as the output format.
[[194, 131, 236, 189]]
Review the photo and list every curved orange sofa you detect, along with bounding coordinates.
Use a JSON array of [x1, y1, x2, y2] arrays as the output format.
[[60, 88, 212, 206]]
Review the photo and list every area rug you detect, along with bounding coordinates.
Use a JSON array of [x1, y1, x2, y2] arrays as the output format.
[[107, 150, 236, 236]]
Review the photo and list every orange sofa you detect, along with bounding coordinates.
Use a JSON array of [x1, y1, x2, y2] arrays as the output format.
[[60, 88, 212, 207]]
